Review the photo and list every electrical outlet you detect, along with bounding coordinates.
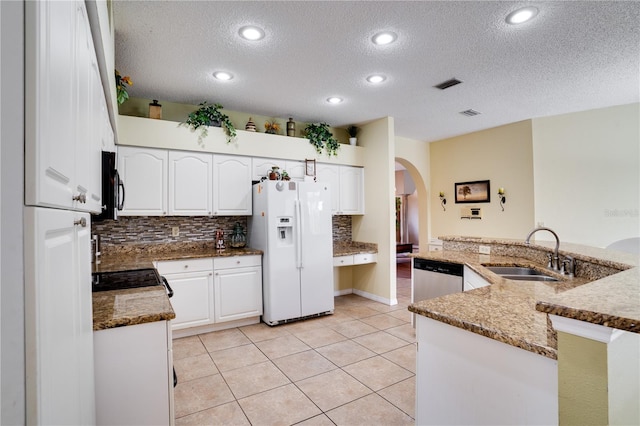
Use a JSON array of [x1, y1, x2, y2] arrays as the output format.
[[479, 245, 491, 255], [171, 227, 179, 237]]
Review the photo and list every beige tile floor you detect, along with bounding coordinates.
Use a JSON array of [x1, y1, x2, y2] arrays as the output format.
[[173, 275, 415, 425]]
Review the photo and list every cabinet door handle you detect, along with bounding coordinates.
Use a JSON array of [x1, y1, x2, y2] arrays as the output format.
[[73, 217, 87, 227], [184, 265, 189, 269], [72, 193, 86, 203]]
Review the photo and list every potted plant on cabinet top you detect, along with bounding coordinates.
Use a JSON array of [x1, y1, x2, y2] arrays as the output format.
[[346, 125, 359, 146], [183, 102, 237, 144], [115, 70, 133, 105], [304, 122, 340, 156]]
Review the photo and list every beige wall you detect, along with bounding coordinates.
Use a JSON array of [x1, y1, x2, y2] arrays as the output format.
[[352, 117, 396, 303], [532, 103, 640, 248], [558, 331, 609, 425], [395, 136, 431, 250], [429, 120, 535, 240], [120, 97, 349, 143]]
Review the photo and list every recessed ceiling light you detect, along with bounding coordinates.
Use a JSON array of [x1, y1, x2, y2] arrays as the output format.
[[213, 71, 233, 81], [372, 31, 397, 46], [326, 97, 343, 104], [505, 7, 539, 24], [366, 74, 386, 84], [239, 26, 265, 41]]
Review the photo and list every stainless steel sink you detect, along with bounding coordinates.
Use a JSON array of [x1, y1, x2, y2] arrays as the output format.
[[483, 266, 559, 282]]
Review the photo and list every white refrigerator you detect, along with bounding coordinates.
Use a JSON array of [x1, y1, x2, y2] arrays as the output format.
[[251, 180, 334, 325]]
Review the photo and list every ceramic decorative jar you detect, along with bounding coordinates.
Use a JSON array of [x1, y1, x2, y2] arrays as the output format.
[[268, 166, 281, 180], [287, 117, 296, 137], [230, 222, 247, 248], [245, 117, 257, 132]]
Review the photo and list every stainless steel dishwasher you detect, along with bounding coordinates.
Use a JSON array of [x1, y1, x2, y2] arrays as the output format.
[[411, 258, 463, 326]]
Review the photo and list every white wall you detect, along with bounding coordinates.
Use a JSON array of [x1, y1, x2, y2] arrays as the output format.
[[1, 1, 25, 422], [532, 103, 640, 247]]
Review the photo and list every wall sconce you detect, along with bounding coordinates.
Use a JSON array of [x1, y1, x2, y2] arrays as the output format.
[[439, 191, 447, 211], [498, 187, 506, 211]]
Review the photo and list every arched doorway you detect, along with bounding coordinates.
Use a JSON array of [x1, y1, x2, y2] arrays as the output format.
[[394, 157, 429, 304]]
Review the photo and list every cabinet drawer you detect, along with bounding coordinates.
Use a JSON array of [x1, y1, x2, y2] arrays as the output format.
[[214, 255, 261, 270], [155, 258, 212, 274], [353, 253, 377, 265], [333, 255, 354, 267]]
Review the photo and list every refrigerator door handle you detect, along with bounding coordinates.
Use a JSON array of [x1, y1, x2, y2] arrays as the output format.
[[295, 199, 303, 269]]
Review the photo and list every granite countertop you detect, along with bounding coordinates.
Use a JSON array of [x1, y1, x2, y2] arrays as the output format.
[[408, 237, 638, 359], [93, 286, 175, 331], [93, 240, 377, 330], [93, 242, 261, 330], [94, 241, 263, 273], [333, 241, 378, 256]]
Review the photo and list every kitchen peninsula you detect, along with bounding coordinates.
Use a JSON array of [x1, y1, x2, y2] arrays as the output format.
[[409, 235, 639, 425]]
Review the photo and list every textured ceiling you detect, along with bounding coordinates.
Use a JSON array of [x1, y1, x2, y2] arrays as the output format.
[[113, 1, 640, 142]]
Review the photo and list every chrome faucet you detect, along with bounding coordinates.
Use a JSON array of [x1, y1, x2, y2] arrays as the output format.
[[525, 227, 560, 270]]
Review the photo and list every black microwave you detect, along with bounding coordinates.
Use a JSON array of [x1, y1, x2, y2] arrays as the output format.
[[94, 151, 125, 221]]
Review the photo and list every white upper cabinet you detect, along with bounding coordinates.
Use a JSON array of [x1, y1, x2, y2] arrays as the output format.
[[118, 146, 168, 216], [316, 164, 364, 215], [252, 157, 280, 181], [213, 155, 252, 215], [169, 151, 213, 216], [285, 160, 306, 181], [339, 166, 365, 214], [25, 0, 102, 213], [316, 164, 340, 213], [75, 5, 102, 213]]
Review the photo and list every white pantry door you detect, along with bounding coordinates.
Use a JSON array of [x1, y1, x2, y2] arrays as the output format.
[[24, 207, 95, 425]]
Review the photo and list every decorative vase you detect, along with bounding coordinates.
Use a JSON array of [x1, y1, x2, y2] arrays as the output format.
[[349, 137, 357, 146], [209, 119, 221, 128], [286, 118, 296, 137], [149, 100, 162, 119], [230, 222, 247, 248], [268, 166, 280, 180], [245, 117, 257, 132]]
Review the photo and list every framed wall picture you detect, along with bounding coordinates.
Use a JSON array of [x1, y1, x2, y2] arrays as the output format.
[[455, 180, 490, 203], [305, 159, 316, 177]]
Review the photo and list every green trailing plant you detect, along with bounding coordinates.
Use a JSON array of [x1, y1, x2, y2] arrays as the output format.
[[304, 122, 340, 156], [183, 102, 237, 144]]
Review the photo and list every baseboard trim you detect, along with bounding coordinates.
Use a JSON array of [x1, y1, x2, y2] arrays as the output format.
[[334, 288, 398, 306]]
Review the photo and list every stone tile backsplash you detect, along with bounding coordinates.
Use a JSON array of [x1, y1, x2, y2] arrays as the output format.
[[93, 215, 352, 252]]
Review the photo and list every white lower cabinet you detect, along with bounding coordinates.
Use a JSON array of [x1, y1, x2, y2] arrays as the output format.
[[333, 253, 377, 267], [463, 265, 490, 291], [155, 259, 214, 330], [94, 320, 174, 426], [156, 256, 263, 332], [213, 255, 263, 323], [416, 315, 557, 425]]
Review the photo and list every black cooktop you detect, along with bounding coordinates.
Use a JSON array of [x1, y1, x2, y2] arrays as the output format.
[[92, 268, 163, 292]]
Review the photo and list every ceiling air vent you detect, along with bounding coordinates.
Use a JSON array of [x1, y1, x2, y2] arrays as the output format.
[[460, 109, 481, 117], [434, 78, 462, 90]]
